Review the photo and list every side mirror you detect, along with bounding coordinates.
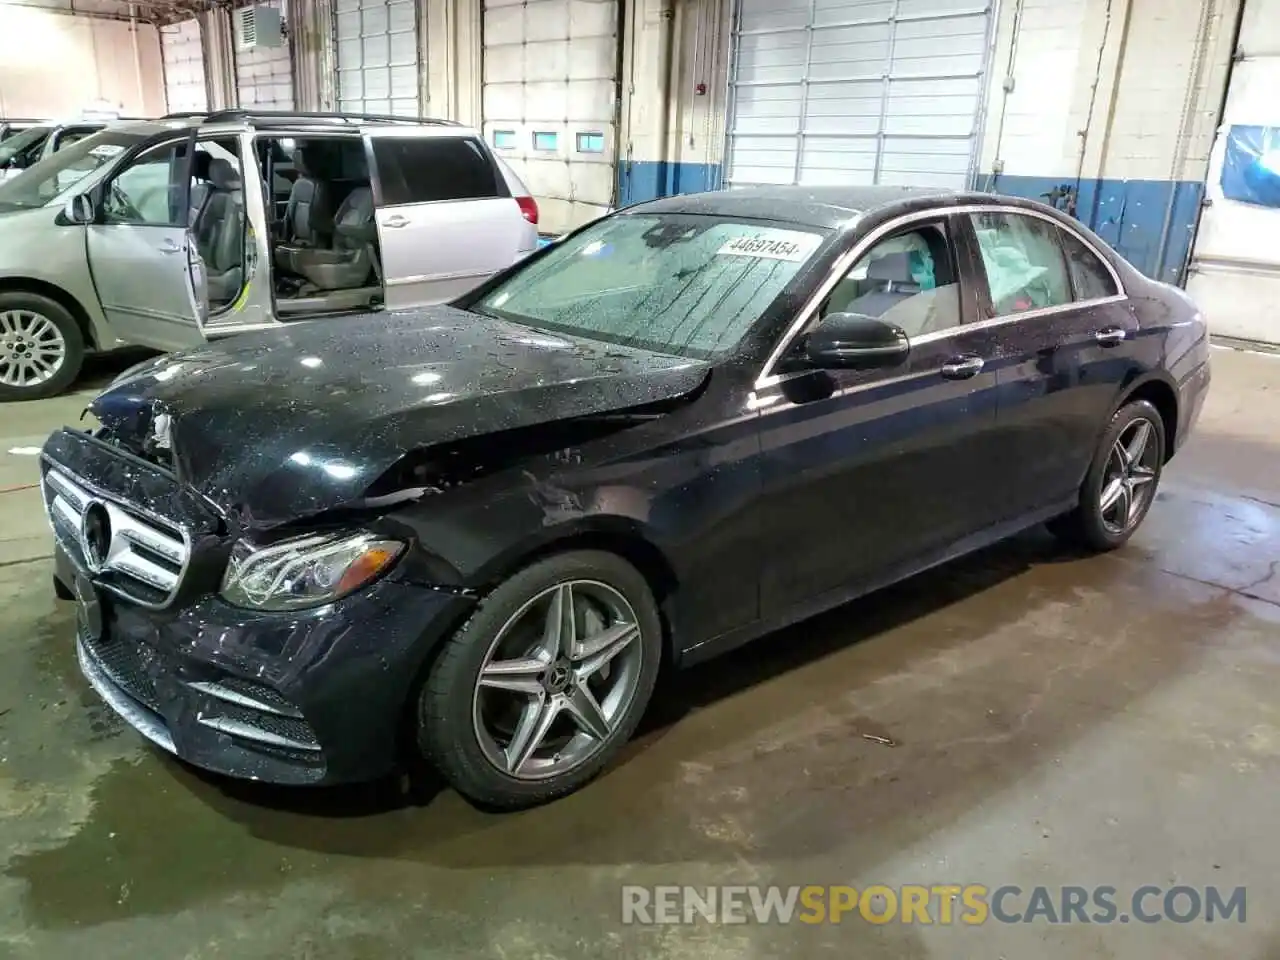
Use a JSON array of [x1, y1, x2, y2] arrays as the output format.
[[62, 194, 96, 225], [806, 313, 910, 370]]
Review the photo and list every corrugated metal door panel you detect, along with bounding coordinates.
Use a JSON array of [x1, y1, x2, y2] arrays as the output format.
[[482, 0, 619, 234], [1186, 0, 1280, 344], [234, 0, 295, 110], [335, 0, 420, 116], [161, 18, 208, 114], [725, 0, 991, 189]]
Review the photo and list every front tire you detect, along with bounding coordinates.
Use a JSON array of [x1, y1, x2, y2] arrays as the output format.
[[418, 550, 663, 809], [1049, 398, 1166, 551], [0, 292, 85, 401]]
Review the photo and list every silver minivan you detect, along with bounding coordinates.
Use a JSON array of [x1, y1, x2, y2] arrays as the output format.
[[0, 111, 540, 400]]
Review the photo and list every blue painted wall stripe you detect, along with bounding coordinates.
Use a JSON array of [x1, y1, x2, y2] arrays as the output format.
[[614, 161, 1202, 286]]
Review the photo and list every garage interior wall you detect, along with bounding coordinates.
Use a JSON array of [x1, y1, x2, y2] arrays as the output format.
[[160, 18, 209, 113], [1185, 0, 1280, 345], [0, 0, 165, 118], [978, 0, 1239, 285], [234, 0, 296, 109]]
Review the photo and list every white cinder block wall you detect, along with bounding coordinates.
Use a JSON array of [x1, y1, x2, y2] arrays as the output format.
[[979, 0, 1240, 283], [0, 0, 165, 118]]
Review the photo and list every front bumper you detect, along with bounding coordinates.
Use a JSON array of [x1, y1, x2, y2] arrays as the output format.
[[57, 543, 474, 786]]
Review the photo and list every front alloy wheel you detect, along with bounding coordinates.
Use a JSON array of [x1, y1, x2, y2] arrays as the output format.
[[420, 551, 662, 809], [474, 580, 643, 779]]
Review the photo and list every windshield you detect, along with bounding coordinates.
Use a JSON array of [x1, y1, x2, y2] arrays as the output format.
[[473, 214, 827, 359], [0, 126, 52, 167], [0, 130, 141, 211]]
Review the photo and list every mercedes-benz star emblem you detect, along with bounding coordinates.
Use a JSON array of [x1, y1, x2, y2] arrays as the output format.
[[79, 501, 112, 573]]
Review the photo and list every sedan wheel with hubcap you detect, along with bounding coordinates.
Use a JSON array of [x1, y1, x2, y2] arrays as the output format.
[[420, 550, 662, 809]]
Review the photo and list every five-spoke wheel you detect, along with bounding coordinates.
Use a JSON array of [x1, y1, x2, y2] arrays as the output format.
[[419, 550, 661, 809], [1049, 398, 1167, 551]]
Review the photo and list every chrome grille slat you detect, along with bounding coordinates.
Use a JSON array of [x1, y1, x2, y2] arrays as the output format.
[[196, 715, 322, 752], [187, 680, 305, 718], [41, 467, 191, 608]]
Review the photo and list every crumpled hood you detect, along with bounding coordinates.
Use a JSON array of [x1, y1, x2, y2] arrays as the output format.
[[88, 305, 710, 529]]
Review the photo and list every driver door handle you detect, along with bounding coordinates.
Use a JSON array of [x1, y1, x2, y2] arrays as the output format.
[[158, 239, 183, 255], [941, 355, 984, 380], [383, 215, 410, 228]]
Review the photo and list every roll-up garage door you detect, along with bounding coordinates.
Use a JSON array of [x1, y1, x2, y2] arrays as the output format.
[[234, 0, 295, 111], [725, 0, 992, 188], [481, 0, 619, 234], [1185, 0, 1280, 346], [334, 0, 421, 116], [161, 19, 208, 114]]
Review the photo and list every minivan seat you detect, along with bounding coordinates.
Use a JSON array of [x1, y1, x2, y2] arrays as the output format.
[[195, 158, 245, 303], [274, 145, 335, 271], [291, 186, 377, 290]]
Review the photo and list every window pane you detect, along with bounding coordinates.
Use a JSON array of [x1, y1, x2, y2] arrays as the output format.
[[371, 137, 500, 205], [823, 224, 961, 338], [103, 142, 185, 226], [969, 212, 1072, 315], [476, 215, 826, 360], [1060, 229, 1118, 300]]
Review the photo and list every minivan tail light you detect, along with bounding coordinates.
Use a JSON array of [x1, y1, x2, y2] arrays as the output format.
[[516, 195, 538, 225]]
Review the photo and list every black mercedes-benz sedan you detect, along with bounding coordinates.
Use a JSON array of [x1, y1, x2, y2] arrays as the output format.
[[41, 185, 1211, 809]]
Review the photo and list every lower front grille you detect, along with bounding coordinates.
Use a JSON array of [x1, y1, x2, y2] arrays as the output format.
[[187, 677, 322, 754], [82, 631, 161, 714]]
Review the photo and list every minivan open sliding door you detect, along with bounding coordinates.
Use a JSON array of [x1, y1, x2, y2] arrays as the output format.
[[84, 130, 210, 352]]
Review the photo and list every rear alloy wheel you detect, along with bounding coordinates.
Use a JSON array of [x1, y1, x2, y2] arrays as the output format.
[[419, 551, 662, 809], [0, 293, 85, 401], [1049, 398, 1166, 551]]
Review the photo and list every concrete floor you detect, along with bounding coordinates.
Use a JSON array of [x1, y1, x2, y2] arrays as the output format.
[[1, 346, 1279, 959]]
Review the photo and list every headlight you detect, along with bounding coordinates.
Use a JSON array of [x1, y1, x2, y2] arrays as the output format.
[[220, 531, 404, 611]]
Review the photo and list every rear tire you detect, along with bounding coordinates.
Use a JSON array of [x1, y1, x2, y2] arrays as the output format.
[[418, 550, 663, 810], [1048, 398, 1166, 552], [0, 291, 85, 402]]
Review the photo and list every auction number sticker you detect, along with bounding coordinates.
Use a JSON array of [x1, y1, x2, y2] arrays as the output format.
[[717, 232, 817, 262]]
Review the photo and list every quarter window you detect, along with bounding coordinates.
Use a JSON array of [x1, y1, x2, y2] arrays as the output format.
[[370, 136, 501, 206], [969, 212, 1072, 316], [820, 222, 962, 339], [1059, 229, 1119, 300]]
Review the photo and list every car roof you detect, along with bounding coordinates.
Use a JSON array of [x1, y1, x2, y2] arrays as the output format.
[[624, 184, 1066, 231]]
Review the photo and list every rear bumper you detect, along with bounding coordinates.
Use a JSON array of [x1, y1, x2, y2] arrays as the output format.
[[1175, 358, 1211, 454], [56, 542, 474, 786]]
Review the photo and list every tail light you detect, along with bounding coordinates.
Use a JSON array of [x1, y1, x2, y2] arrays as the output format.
[[516, 195, 538, 225]]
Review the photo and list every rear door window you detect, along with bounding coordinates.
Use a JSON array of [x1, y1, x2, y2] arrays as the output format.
[[370, 136, 503, 206], [968, 211, 1072, 316], [1058, 229, 1119, 300]]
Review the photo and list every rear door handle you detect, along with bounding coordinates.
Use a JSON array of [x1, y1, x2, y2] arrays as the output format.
[[941, 355, 984, 380], [383, 215, 410, 228], [159, 239, 183, 254], [1095, 327, 1127, 347]]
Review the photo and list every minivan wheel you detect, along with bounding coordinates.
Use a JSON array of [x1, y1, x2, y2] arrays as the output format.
[[1048, 398, 1166, 552], [0, 292, 85, 401], [418, 550, 662, 809]]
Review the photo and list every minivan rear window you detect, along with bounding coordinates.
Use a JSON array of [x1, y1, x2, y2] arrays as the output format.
[[371, 136, 502, 206]]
